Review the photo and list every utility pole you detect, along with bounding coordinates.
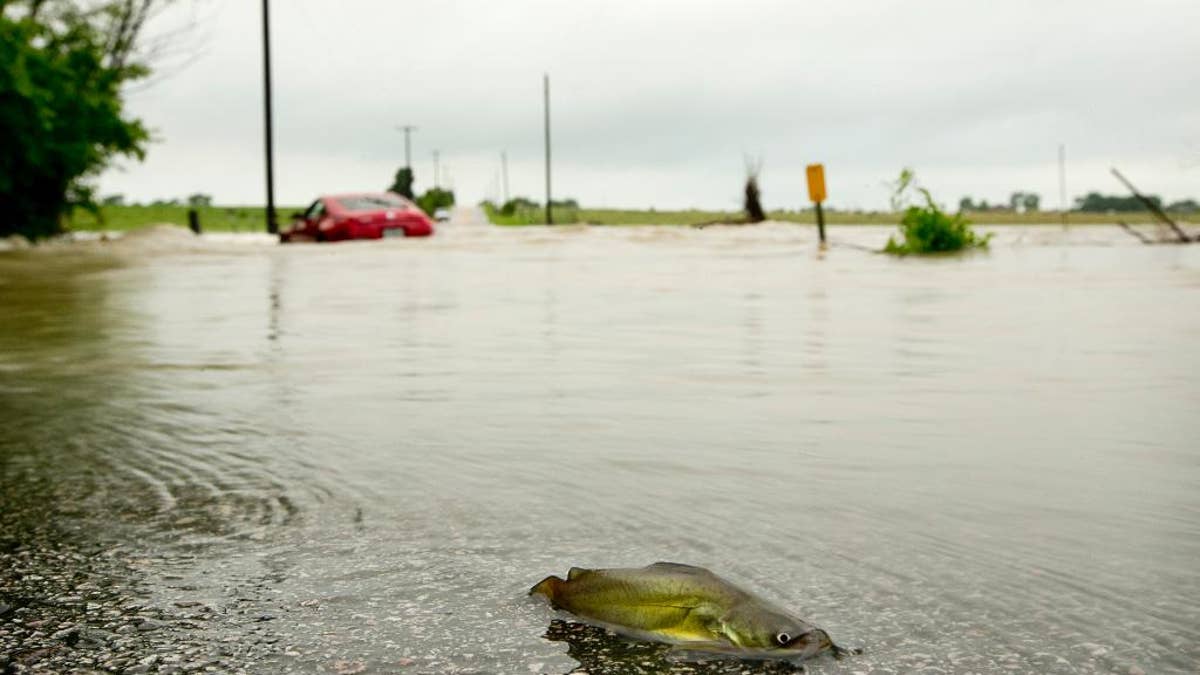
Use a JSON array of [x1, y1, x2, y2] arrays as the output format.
[[397, 125, 417, 169], [433, 150, 440, 187], [1058, 143, 1067, 227], [261, 0, 277, 234], [501, 151, 510, 204], [543, 73, 553, 225]]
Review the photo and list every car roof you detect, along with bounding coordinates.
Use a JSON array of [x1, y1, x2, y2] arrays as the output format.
[[322, 193, 415, 210], [324, 192, 406, 201]]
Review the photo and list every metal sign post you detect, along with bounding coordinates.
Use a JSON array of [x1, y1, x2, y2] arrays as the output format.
[[806, 164, 827, 244]]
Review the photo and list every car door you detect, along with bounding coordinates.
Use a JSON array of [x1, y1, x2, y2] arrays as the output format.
[[300, 199, 326, 238]]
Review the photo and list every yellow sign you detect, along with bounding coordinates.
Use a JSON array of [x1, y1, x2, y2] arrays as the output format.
[[806, 164, 826, 203]]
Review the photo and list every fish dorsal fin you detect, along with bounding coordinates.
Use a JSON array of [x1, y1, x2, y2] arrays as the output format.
[[647, 562, 711, 575], [567, 566, 591, 580]]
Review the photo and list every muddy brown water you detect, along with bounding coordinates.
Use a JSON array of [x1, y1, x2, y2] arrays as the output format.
[[1, 223, 1198, 673]]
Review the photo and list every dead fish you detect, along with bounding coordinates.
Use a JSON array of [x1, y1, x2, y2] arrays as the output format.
[[530, 562, 850, 660]]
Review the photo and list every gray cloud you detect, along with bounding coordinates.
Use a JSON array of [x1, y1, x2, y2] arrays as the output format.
[[101, 0, 1200, 210]]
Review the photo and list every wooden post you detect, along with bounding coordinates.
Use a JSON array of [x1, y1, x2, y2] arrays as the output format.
[[806, 164, 827, 244], [187, 209, 201, 234]]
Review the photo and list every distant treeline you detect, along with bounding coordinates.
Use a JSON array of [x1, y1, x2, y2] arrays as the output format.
[[102, 194, 213, 208], [481, 197, 581, 225], [958, 192, 1199, 214], [1073, 192, 1198, 213]]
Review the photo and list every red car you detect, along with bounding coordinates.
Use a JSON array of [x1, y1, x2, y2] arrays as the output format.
[[280, 192, 434, 242]]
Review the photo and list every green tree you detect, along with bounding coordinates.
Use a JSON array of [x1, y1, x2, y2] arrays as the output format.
[[1074, 192, 1162, 212], [187, 193, 212, 207], [1008, 191, 1040, 213], [416, 187, 454, 215], [389, 167, 415, 199], [500, 197, 539, 216], [1, 1, 172, 240]]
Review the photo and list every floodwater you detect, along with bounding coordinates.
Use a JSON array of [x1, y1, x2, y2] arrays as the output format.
[[1, 219, 1198, 674]]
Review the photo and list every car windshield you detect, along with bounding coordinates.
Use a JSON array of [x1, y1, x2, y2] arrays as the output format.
[[335, 195, 407, 212]]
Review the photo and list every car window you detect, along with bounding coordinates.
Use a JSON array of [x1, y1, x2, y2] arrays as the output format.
[[304, 200, 325, 219], [336, 195, 406, 211]]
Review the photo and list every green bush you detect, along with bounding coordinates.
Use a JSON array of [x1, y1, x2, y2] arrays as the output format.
[[500, 197, 539, 216], [483, 197, 579, 225], [416, 187, 454, 215], [1, 3, 152, 240], [884, 169, 991, 255]]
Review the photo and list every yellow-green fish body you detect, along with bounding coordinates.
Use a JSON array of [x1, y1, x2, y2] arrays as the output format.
[[530, 562, 838, 659]]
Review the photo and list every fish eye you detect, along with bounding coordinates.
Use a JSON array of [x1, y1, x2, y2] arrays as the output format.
[[776, 632, 791, 646]]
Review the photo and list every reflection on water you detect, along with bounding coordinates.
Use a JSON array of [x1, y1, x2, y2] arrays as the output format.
[[1, 223, 1199, 673]]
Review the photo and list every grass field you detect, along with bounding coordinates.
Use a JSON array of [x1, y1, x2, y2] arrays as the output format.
[[67, 205, 303, 233], [65, 204, 1190, 233], [485, 204, 1186, 227]]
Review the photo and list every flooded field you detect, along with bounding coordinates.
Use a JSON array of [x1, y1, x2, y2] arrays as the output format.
[[1, 222, 1198, 674]]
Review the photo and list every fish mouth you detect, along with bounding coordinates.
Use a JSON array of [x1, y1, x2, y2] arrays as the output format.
[[780, 629, 846, 658], [775, 629, 825, 652]]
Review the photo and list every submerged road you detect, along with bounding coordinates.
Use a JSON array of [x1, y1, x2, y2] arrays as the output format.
[[0, 224, 1198, 674]]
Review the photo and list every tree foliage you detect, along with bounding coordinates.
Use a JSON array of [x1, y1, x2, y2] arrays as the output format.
[[884, 168, 991, 255], [1008, 191, 1040, 212], [416, 187, 454, 216], [1074, 192, 1162, 213], [389, 167, 415, 199], [482, 197, 581, 225], [499, 197, 539, 216], [1, 1, 172, 239], [1165, 199, 1199, 214]]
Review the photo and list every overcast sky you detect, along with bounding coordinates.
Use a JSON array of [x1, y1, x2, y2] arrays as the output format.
[[99, 0, 1200, 211]]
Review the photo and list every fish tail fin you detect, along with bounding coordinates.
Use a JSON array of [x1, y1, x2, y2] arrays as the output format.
[[529, 575, 564, 603]]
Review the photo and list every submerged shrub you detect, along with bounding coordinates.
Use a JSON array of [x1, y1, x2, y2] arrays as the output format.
[[884, 169, 991, 255]]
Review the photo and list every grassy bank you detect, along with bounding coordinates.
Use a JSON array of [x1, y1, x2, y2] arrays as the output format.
[[486, 205, 1188, 226], [67, 205, 303, 232], [67, 204, 1191, 232]]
